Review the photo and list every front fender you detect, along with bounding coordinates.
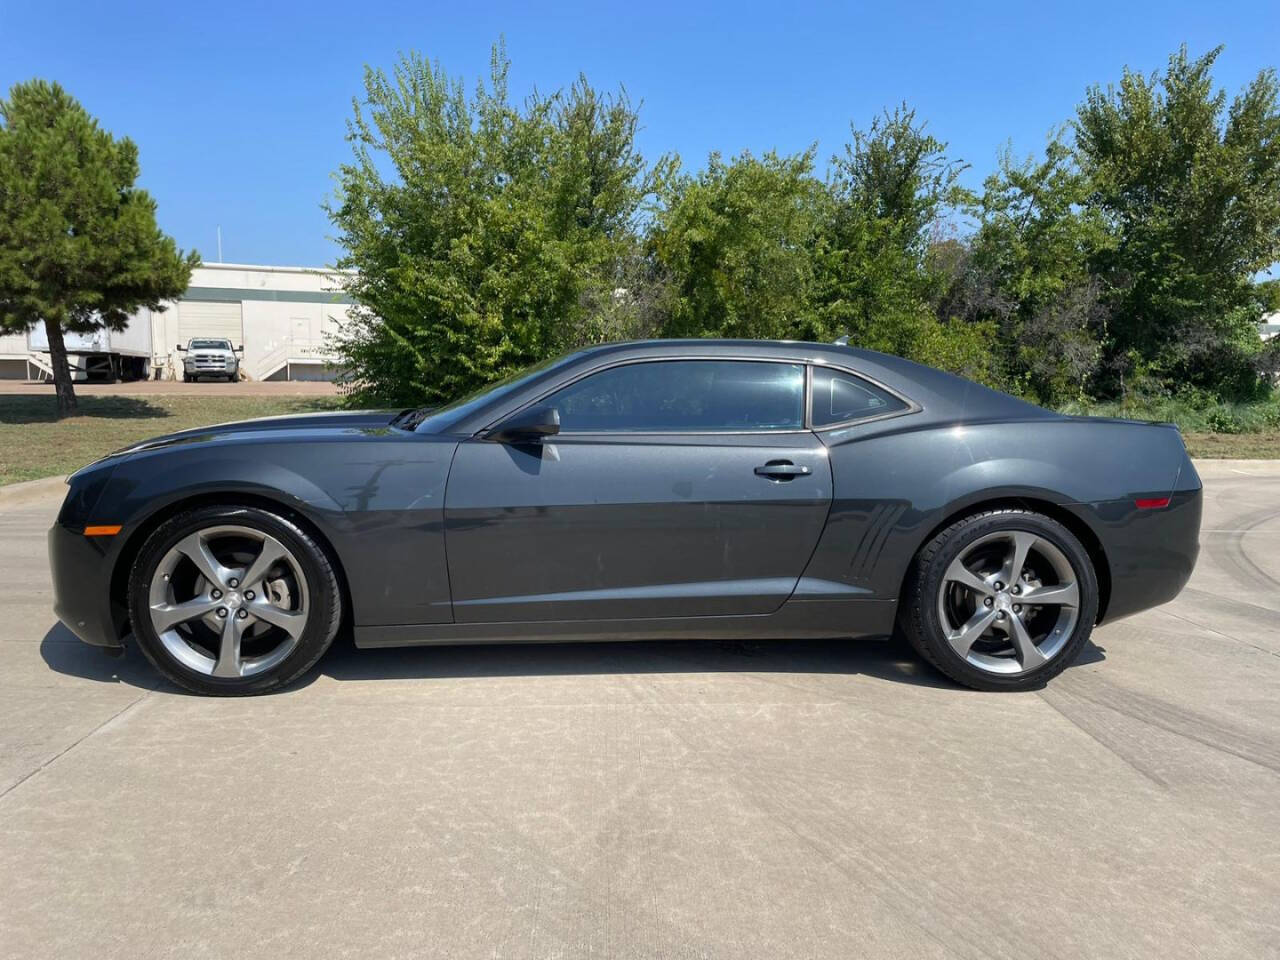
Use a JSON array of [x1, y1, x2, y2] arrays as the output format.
[[91, 435, 458, 634], [110, 456, 346, 521]]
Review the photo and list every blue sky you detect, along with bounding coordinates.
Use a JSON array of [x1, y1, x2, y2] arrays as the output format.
[[4, 0, 1278, 267]]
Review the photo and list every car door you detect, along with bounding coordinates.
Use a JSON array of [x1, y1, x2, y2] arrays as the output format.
[[443, 358, 833, 622]]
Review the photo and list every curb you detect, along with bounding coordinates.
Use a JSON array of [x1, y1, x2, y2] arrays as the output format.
[[0, 475, 67, 509], [1191, 458, 1280, 477]]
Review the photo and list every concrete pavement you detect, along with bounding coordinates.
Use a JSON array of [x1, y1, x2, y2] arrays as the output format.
[[1, 462, 1278, 959]]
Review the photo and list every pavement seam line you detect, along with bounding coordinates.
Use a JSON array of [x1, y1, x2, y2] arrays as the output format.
[[0, 687, 156, 803], [1159, 607, 1280, 660]]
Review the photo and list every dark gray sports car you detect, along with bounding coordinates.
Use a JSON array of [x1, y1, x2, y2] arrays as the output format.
[[49, 340, 1202, 695]]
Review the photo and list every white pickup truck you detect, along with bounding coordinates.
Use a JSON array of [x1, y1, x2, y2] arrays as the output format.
[[177, 338, 243, 382]]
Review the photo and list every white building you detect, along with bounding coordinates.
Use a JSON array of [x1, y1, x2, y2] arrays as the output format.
[[1262, 312, 1279, 341], [0, 262, 357, 381]]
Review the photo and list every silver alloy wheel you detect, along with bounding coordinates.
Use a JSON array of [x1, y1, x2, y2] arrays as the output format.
[[936, 530, 1080, 676], [147, 524, 309, 679]]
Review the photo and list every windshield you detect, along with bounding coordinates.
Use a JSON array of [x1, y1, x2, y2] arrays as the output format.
[[190, 339, 232, 350], [405, 350, 586, 433]]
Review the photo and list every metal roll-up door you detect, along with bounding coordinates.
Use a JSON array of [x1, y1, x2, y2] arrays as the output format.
[[178, 301, 243, 345]]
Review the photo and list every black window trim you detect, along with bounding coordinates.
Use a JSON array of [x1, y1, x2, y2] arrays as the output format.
[[477, 354, 921, 439]]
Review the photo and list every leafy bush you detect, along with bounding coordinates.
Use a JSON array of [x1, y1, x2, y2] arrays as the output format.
[[1206, 409, 1246, 434], [911, 317, 1002, 388], [327, 45, 667, 407], [1063, 392, 1280, 434]]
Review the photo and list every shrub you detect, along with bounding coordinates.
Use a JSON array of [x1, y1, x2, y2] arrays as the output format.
[[1206, 409, 1246, 434]]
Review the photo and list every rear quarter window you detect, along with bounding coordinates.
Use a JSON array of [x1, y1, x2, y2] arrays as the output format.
[[810, 366, 908, 427]]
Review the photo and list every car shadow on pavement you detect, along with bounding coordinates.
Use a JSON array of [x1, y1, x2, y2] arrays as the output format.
[[316, 635, 959, 688], [39, 622, 1107, 695], [318, 634, 1107, 691], [39, 623, 170, 690]]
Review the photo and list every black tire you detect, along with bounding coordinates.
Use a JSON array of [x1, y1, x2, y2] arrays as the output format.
[[128, 504, 342, 695], [182, 373, 193, 383], [900, 508, 1099, 692]]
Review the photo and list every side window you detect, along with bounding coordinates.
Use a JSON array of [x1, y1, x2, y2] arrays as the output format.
[[810, 366, 907, 427], [550, 360, 805, 432]]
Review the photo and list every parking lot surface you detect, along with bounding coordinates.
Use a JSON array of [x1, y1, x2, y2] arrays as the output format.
[[1, 462, 1277, 959]]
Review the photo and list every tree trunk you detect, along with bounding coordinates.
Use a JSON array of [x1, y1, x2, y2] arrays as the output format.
[[43, 319, 79, 416]]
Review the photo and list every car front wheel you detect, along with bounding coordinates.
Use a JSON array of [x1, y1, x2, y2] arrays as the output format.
[[128, 504, 342, 695], [901, 508, 1099, 691]]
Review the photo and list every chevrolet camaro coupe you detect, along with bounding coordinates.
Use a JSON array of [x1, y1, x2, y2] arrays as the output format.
[[49, 340, 1202, 695]]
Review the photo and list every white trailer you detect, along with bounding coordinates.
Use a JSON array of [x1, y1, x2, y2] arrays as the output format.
[[28, 312, 154, 382]]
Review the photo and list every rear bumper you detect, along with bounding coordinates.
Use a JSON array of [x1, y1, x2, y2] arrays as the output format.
[[1070, 483, 1203, 624], [48, 522, 121, 648]]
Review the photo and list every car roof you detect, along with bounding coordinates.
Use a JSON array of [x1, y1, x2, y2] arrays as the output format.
[[559, 338, 914, 382], [576, 339, 1041, 411], [567, 338, 851, 360]]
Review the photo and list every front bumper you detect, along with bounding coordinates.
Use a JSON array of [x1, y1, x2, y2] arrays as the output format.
[[185, 357, 237, 375], [49, 522, 123, 649]]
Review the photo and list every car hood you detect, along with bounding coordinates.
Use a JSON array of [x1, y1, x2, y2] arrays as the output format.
[[108, 410, 401, 458]]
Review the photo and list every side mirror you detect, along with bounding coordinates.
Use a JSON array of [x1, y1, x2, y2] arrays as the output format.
[[236, 344, 244, 352], [176, 344, 187, 352], [488, 404, 560, 443]]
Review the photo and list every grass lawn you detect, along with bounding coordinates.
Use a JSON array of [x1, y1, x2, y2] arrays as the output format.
[[1062, 394, 1280, 461], [0, 395, 342, 486], [1181, 431, 1280, 459]]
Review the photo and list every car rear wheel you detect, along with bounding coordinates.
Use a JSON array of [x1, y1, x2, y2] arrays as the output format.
[[128, 504, 342, 695], [901, 508, 1099, 691]]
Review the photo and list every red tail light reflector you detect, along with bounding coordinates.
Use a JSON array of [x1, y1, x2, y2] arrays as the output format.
[[1135, 497, 1170, 510]]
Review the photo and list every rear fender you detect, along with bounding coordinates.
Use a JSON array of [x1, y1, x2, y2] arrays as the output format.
[[799, 418, 1192, 604]]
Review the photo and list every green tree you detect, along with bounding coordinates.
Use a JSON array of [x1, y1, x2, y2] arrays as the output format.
[[1074, 45, 1280, 398], [649, 106, 985, 377], [1256, 277, 1280, 315], [328, 45, 667, 407], [650, 149, 825, 340], [962, 137, 1114, 402], [817, 106, 995, 380], [0, 80, 197, 415]]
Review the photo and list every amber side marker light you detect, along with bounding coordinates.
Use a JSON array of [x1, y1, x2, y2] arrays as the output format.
[[83, 524, 122, 537], [1134, 497, 1171, 510]]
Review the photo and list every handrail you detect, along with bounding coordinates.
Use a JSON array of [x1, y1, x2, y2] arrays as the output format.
[[254, 337, 335, 381], [26, 352, 55, 380]]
